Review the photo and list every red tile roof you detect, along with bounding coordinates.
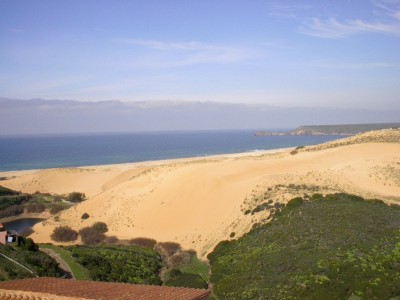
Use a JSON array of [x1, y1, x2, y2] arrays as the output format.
[[0, 277, 210, 300]]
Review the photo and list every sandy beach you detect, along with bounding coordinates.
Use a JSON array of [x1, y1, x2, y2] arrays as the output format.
[[1, 129, 399, 258]]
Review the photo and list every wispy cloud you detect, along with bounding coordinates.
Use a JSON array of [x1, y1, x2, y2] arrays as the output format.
[[301, 0, 400, 38], [266, 2, 313, 19], [113, 39, 252, 67], [293, 61, 400, 69]]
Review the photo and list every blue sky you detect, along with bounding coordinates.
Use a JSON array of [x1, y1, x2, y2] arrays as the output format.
[[1, 0, 399, 109]]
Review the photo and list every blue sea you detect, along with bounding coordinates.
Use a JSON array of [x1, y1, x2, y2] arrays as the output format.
[[0, 130, 343, 172]]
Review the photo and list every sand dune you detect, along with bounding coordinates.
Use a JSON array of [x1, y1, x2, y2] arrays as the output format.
[[1, 129, 399, 258]]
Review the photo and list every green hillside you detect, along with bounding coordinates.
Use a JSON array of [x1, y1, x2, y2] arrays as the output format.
[[292, 123, 400, 135], [208, 194, 400, 299]]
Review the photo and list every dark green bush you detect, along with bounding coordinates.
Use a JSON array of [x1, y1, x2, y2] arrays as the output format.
[[92, 222, 108, 233], [0, 185, 19, 196], [49, 203, 66, 214], [285, 197, 304, 209], [51, 226, 79, 242], [129, 237, 157, 249], [79, 226, 105, 245], [165, 270, 208, 289], [67, 192, 86, 203], [156, 242, 181, 257], [25, 202, 46, 213]]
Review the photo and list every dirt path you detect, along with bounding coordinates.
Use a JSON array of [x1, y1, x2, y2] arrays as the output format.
[[40, 248, 73, 279]]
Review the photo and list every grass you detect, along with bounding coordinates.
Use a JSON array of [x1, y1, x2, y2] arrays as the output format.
[[39, 244, 90, 280], [208, 193, 400, 299], [179, 255, 210, 282]]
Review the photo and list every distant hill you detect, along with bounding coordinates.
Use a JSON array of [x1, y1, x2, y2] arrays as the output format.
[[255, 123, 400, 136], [1, 98, 400, 135]]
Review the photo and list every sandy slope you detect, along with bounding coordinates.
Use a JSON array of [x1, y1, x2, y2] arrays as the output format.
[[1, 130, 399, 258]]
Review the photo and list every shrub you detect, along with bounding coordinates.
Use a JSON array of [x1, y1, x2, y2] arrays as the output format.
[[51, 226, 79, 242], [103, 236, 120, 244], [290, 150, 298, 155], [165, 271, 208, 289], [156, 242, 182, 257], [25, 203, 46, 213], [230, 232, 236, 238], [79, 227, 105, 245], [184, 249, 197, 256], [81, 213, 90, 220], [0, 185, 19, 196], [129, 237, 157, 249], [49, 204, 66, 214], [67, 192, 86, 203], [286, 197, 304, 209], [92, 222, 108, 233], [0, 205, 23, 218], [19, 237, 39, 252]]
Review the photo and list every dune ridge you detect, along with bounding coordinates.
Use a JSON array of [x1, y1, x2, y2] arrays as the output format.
[[1, 130, 399, 258]]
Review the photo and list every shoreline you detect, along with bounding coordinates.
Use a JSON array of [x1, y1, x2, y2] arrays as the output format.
[[0, 146, 295, 176]]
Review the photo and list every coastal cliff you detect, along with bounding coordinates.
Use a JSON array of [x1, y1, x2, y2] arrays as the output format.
[[255, 123, 400, 136]]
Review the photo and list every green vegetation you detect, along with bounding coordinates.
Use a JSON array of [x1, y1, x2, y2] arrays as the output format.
[[39, 244, 91, 280], [208, 193, 400, 299], [165, 269, 208, 289], [66, 192, 86, 203], [51, 226, 79, 242], [0, 185, 84, 219], [0, 185, 19, 196], [293, 123, 400, 135], [68, 245, 162, 285], [79, 222, 108, 245], [0, 237, 61, 281]]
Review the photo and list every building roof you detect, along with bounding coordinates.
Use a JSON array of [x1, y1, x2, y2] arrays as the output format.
[[0, 277, 210, 300]]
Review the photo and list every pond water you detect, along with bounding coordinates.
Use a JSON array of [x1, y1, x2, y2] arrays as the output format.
[[3, 218, 44, 233]]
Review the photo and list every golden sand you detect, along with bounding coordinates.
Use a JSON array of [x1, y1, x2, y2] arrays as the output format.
[[1, 129, 399, 258]]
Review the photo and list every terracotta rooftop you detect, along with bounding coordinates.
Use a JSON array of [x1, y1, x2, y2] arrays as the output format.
[[0, 277, 210, 300]]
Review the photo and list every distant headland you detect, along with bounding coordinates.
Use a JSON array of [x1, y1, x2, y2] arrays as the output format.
[[254, 123, 400, 136]]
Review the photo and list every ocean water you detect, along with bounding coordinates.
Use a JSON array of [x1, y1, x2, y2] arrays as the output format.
[[0, 130, 343, 172]]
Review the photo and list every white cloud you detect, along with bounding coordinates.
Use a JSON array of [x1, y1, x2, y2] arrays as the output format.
[[113, 39, 253, 67], [301, 1, 400, 38]]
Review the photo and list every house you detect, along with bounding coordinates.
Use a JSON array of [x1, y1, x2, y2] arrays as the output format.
[[0, 277, 211, 300], [0, 224, 18, 245]]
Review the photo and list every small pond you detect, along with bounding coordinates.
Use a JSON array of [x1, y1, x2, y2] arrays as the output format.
[[3, 218, 44, 233]]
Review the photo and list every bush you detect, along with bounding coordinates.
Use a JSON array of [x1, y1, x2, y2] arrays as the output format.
[[81, 212, 90, 220], [165, 270, 208, 289], [0, 185, 19, 196], [67, 192, 86, 203], [129, 237, 157, 249], [0, 205, 23, 218], [49, 203, 66, 214], [51, 226, 79, 242], [103, 236, 120, 244], [25, 203, 46, 213], [156, 242, 182, 257], [17, 236, 39, 252], [79, 227, 105, 245], [92, 222, 108, 233], [286, 197, 304, 209]]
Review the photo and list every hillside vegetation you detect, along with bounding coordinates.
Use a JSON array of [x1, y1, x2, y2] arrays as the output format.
[[0, 237, 61, 281], [291, 123, 400, 135], [0, 185, 83, 220], [208, 194, 400, 299]]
